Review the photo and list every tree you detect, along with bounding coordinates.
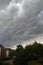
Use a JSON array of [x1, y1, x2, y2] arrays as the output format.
[[13, 41, 43, 65], [14, 45, 26, 65]]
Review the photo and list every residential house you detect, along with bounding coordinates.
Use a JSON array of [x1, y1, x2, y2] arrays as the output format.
[[6, 48, 13, 59], [0, 44, 15, 60], [0, 44, 6, 59]]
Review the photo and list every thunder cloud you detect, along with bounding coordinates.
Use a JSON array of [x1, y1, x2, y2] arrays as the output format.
[[0, 0, 43, 48]]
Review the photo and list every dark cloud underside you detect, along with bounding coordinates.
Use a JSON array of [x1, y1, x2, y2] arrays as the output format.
[[0, 0, 43, 48]]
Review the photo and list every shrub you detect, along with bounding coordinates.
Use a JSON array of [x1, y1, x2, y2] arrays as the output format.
[[28, 61, 41, 65]]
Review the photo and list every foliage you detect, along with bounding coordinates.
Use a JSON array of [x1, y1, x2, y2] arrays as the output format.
[[13, 41, 43, 65], [28, 61, 41, 65]]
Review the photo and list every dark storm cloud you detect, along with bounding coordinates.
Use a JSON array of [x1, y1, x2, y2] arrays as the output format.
[[13, 0, 23, 3], [0, 0, 43, 48], [0, 0, 11, 9]]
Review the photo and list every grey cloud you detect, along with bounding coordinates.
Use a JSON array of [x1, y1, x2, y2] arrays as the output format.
[[0, 0, 43, 47], [13, 0, 23, 3], [0, 0, 11, 9]]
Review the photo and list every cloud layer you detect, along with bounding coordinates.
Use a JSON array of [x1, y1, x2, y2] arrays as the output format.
[[0, 0, 43, 48]]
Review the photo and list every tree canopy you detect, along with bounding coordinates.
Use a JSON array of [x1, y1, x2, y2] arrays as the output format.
[[14, 41, 43, 65]]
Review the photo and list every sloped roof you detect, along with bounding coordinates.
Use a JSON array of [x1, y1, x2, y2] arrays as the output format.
[[6, 48, 12, 51], [0, 44, 5, 48]]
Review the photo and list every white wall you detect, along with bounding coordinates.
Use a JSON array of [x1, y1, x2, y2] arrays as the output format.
[[6, 50, 9, 57]]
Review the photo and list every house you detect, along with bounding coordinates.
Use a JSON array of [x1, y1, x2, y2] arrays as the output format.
[[6, 48, 13, 59], [0, 44, 6, 59], [0, 44, 15, 60]]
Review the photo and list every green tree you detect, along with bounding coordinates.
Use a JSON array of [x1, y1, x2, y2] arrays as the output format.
[[14, 45, 26, 65], [13, 41, 43, 65]]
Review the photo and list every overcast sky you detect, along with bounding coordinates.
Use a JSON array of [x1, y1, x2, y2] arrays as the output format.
[[0, 0, 43, 48]]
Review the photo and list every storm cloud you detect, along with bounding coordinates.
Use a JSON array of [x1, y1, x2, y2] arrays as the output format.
[[0, 0, 43, 48]]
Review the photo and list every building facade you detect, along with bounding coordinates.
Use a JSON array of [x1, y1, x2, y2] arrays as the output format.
[[0, 44, 15, 60], [0, 45, 6, 59], [6, 48, 14, 59]]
